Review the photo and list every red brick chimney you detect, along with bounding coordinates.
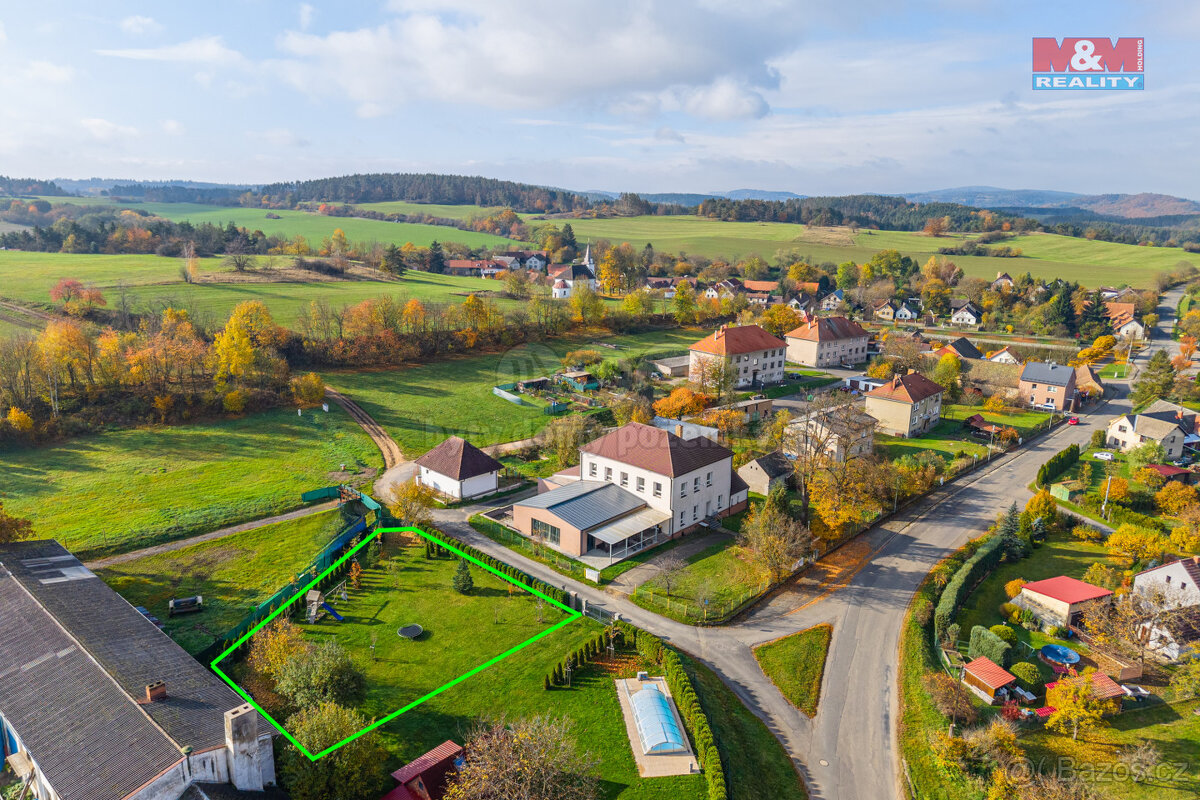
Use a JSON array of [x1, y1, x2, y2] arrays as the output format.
[[145, 681, 167, 703]]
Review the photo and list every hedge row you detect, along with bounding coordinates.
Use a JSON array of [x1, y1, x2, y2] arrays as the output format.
[[967, 624, 1012, 668], [545, 631, 610, 688], [1077, 494, 1169, 532], [616, 621, 727, 800], [1036, 443, 1079, 487], [431, 532, 571, 608], [933, 534, 1006, 641]]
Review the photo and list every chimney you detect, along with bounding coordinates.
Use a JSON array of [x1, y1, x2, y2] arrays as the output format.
[[144, 681, 167, 703], [715, 327, 724, 340], [676, 424, 684, 437], [224, 704, 265, 791]]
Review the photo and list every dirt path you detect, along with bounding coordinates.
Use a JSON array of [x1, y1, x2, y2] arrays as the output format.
[[324, 387, 403, 469], [84, 501, 340, 570]]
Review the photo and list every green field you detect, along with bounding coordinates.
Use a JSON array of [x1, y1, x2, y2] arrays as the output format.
[[100, 509, 345, 654], [353, 200, 536, 221], [0, 406, 380, 559], [324, 327, 702, 456], [753, 624, 832, 717], [0, 250, 531, 331], [631, 537, 763, 623]]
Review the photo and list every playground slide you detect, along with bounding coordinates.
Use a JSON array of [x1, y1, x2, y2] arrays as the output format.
[[321, 602, 344, 622]]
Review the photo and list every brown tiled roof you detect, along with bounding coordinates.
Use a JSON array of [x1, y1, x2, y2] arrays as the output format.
[[742, 279, 778, 292], [414, 436, 502, 480], [784, 316, 868, 343], [1103, 301, 1136, 320], [392, 740, 463, 785], [689, 325, 785, 356], [866, 372, 943, 404], [965, 656, 1016, 690], [580, 422, 733, 477]]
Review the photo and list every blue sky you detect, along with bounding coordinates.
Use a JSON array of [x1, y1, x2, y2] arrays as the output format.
[[0, 1, 1196, 196]]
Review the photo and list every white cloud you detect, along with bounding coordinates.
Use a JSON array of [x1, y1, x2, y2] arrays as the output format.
[[161, 119, 185, 135], [299, 4, 315, 31], [250, 128, 311, 148], [269, 1, 803, 120], [120, 15, 162, 35], [97, 36, 244, 65], [23, 60, 74, 84], [80, 118, 138, 141]]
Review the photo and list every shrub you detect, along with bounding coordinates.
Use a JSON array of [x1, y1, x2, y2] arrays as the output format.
[[1010, 662, 1042, 692], [1003, 579, 1027, 599], [1037, 444, 1080, 487], [989, 624, 1018, 646], [1072, 524, 1103, 543], [452, 559, 474, 594], [276, 641, 366, 710], [998, 602, 1019, 620], [222, 389, 247, 413], [290, 372, 326, 405], [914, 598, 934, 626], [933, 535, 1006, 641], [945, 623, 961, 646], [968, 625, 1012, 668]]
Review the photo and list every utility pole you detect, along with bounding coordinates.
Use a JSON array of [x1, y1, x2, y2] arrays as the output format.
[[1102, 474, 1113, 516]]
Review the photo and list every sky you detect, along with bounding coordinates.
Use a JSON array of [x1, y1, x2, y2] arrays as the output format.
[[0, 1, 1197, 197]]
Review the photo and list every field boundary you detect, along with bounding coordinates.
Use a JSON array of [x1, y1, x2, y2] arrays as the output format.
[[210, 524, 583, 761]]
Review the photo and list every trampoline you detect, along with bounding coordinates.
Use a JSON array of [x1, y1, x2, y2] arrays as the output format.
[[1040, 643, 1080, 666], [398, 624, 423, 640]]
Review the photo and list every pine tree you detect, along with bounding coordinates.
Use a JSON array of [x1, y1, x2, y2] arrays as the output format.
[[426, 240, 445, 273], [561, 223, 577, 251], [382, 243, 407, 277], [452, 558, 474, 594]]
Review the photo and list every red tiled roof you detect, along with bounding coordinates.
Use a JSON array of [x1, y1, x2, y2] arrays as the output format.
[[414, 437, 502, 481], [1055, 671, 1125, 701], [689, 324, 785, 356], [784, 316, 867, 343], [866, 372, 943, 404], [381, 786, 418, 800], [392, 740, 463, 785], [964, 656, 1016, 690], [580, 422, 733, 477], [1148, 463, 1190, 477], [1021, 576, 1112, 605], [1103, 301, 1136, 320], [742, 279, 778, 292]]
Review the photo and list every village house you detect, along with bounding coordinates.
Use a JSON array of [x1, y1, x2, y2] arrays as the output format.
[[991, 272, 1015, 291], [894, 301, 919, 322], [0, 540, 278, 800], [1133, 556, 1200, 610], [1131, 556, 1200, 661], [783, 316, 870, 368], [1106, 399, 1198, 460], [1018, 361, 1079, 411], [1104, 301, 1146, 340], [444, 259, 504, 278], [950, 301, 982, 327], [934, 336, 984, 361], [703, 279, 742, 299], [736, 451, 793, 495], [864, 371, 943, 437], [986, 346, 1021, 365], [688, 324, 787, 389], [510, 423, 748, 563], [546, 261, 597, 293], [413, 436, 502, 500], [820, 288, 846, 312], [785, 405, 877, 462], [787, 293, 817, 316], [872, 299, 896, 321]]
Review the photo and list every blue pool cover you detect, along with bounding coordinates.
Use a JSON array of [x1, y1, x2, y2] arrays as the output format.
[[1041, 643, 1080, 664], [630, 685, 687, 754]]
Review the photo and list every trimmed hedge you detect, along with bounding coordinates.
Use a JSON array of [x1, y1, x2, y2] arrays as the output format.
[[545, 631, 609, 688], [968, 625, 1012, 668], [615, 621, 727, 800], [432, 531, 571, 608], [1078, 495, 1169, 532], [1037, 443, 1079, 487], [933, 534, 1005, 641]]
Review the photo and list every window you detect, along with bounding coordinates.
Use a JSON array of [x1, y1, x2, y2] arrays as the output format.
[[531, 518, 560, 545], [679, 510, 685, 526], [692, 505, 698, 521], [653, 481, 662, 497], [693, 477, 701, 492], [706, 471, 713, 487], [604, 467, 612, 481], [637, 477, 645, 492], [620, 471, 628, 487], [588, 462, 597, 477], [717, 494, 723, 508], [680, 483, 687, 497]]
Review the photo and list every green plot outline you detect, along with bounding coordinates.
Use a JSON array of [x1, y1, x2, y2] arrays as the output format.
[[210, 525, 582, 761]]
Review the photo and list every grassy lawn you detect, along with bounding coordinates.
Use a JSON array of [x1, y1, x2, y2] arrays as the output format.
[[0, 406, 380, 559], [682, 652, 808, 799], [878, 405, 1053, 466], [325, 327, 705, 456], [269, 547, 713, 800], [353, 200, 536, 221], [1099, 361, 1131, 379], [1021, 699, 1200, 799], [631, 537, 764, 623], [753, 624, 832, 717], [99, 509, 345, 654]]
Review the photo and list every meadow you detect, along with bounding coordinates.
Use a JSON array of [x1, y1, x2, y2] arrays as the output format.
[[0, 250, 529, 330], [100, 508, 345, 654], [352, 200, 536, 221], [0, 405, 380, 559], [323, 327, 703, 456]]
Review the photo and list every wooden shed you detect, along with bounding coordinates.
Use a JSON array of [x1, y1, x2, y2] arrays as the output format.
[[961, 656, 1017, 703]]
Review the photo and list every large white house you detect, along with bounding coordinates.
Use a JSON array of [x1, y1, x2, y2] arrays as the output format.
[[511, 423, 749, 562], [1133, 557, 1200, 610], [1132, 557, 1200, 661], [1106, 399, 1198, 461], [688, 324, 787, 389]]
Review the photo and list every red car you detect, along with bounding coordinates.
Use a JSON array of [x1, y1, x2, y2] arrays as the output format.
[[1067, 416, 1080, 425]]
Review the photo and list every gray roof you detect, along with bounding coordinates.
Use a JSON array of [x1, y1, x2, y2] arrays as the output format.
[[1127, 399, 1196, 441], [0, 540, 252, 800], [515, 480, 645, 531], [1020, 361, 1075, 387], [743, 452, 792, 479], [650, 355, 691, 368]]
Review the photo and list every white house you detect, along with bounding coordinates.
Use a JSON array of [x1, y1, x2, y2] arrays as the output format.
[[688, 324, 787, 389], [547, 262, 597, 293], [511, 423, 750, 562], [1133, 557, 1200, 610], [986, 346, 1022, 365], [1106, 399, 1198, 461], [414, 436, 503, 500], [895, 302, 919, 322], [820, 289, 846, 311], [703, 279, 741, 300], [951, 302, 982, 327]]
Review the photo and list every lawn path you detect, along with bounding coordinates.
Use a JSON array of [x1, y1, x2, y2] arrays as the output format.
[[84, 500, 339, 569]]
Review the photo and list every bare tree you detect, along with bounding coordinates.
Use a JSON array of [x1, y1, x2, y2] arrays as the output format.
[[444, 715, 600, 800], [655, 553, 688, 598], [223, 239, 255, 272]]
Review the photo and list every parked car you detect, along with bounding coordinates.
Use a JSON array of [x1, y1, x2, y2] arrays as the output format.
[[1093, 451, 1115, 461], [1067, 416, 1080, 425]]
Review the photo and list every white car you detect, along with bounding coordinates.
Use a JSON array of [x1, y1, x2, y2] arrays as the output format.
[[1093, 451, 1115, 461]]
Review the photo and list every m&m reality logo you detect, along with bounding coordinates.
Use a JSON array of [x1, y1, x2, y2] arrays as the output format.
[[1032, 37, 1144, 90]]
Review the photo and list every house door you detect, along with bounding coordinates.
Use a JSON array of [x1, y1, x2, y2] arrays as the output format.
[[705, 500, 711, 517]]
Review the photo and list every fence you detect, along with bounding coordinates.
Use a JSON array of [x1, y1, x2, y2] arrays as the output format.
[[196, 513, 369, 664]]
